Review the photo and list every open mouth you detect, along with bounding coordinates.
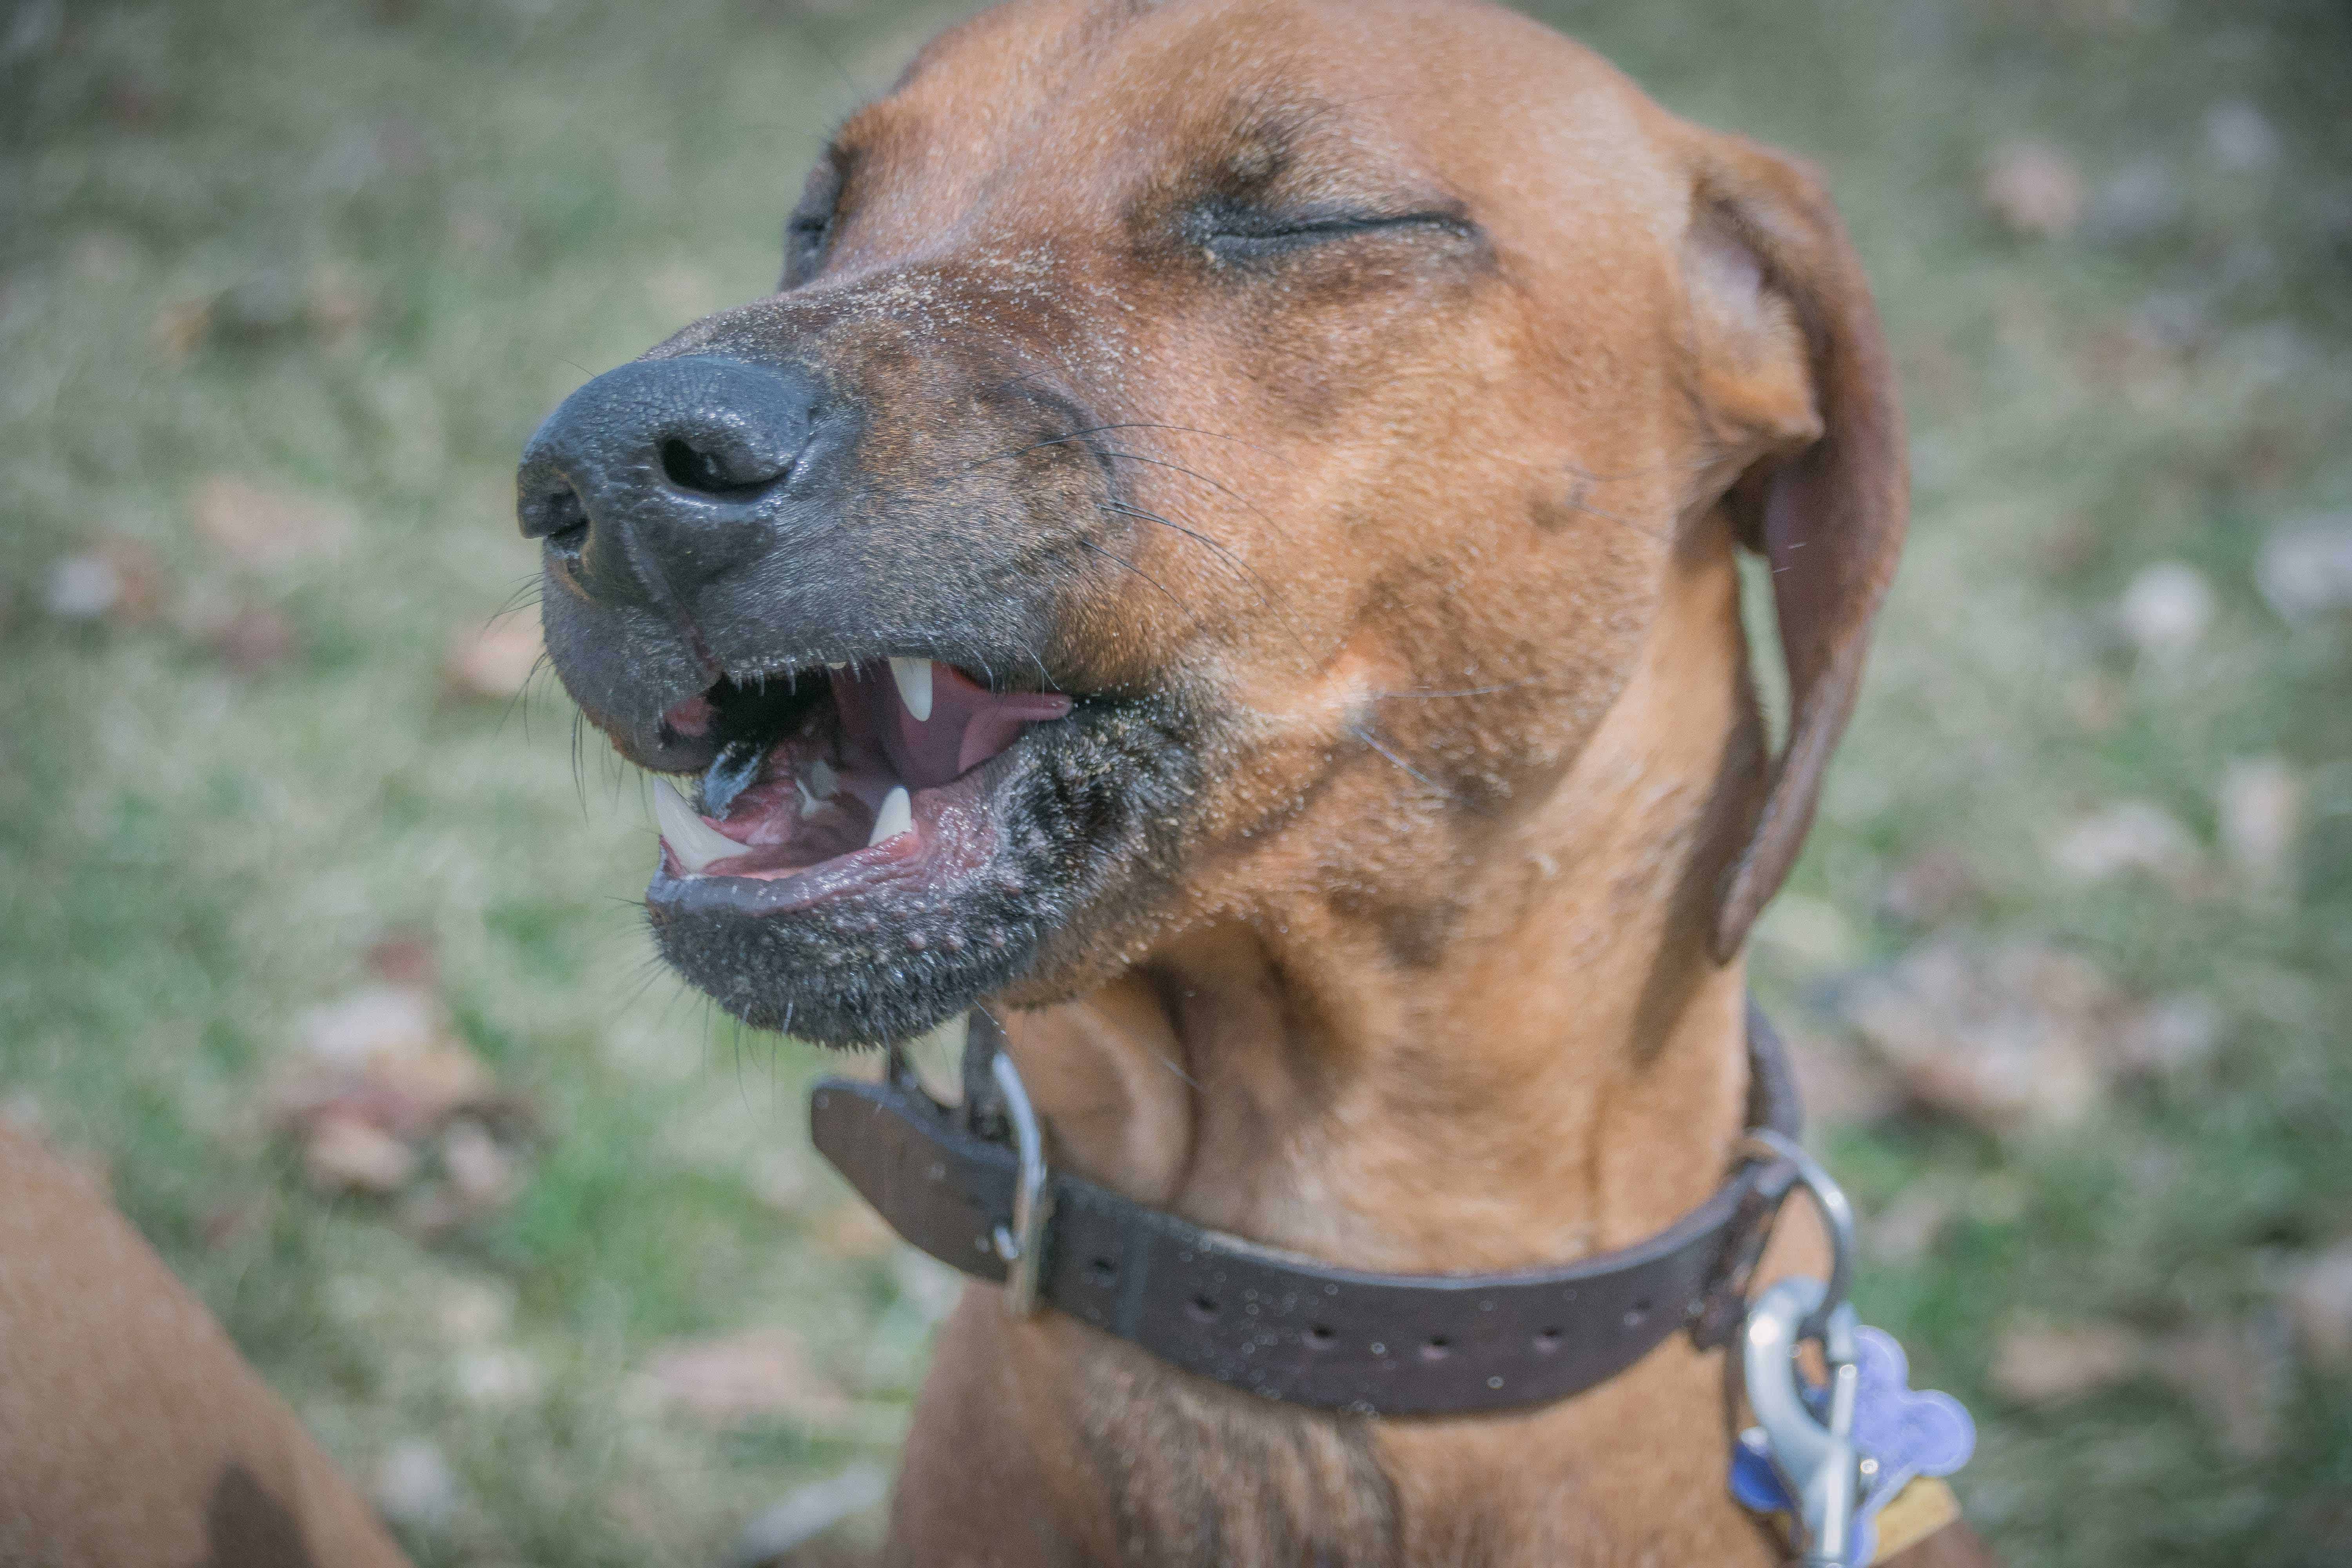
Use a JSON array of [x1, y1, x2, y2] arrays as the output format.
[[648, 659, 1073, 908]]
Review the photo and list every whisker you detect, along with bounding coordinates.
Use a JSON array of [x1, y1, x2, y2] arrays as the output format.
[[1101, 501, 1268, 601], [1153, 1051, 1201, 1091], [494, 574, 543, 622], [570, 709, 589, 819], [1073, 539, 1210, 633], [497, 651, 555, 739], [1348, 721, 1455, 800]]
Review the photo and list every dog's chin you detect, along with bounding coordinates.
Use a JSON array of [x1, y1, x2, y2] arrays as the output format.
[[641, 675, 1197, 1050]]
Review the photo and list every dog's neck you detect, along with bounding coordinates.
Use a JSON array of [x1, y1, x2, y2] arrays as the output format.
[[955, 533, 1780, 1564], [1011, 529, 1766, 1276]]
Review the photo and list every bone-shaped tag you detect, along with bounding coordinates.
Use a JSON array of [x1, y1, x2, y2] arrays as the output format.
[[1729, 1325, 1975, 1564]]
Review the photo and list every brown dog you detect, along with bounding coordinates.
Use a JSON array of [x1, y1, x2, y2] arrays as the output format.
[[0, 1125, 412, 1568], [512, 0, 1990, 1563], [0, 1, 1990, 1564]]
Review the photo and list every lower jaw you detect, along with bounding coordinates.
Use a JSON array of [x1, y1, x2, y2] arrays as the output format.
[[642, 695, 1200, 1047], [645, 771, 1057, 1047], [646, 872, 1051, 1047]]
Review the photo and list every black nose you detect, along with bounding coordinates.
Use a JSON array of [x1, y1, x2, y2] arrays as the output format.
[[516, 355, 827, 610]]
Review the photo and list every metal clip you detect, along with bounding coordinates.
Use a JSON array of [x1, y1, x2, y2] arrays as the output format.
[[987, 1049, 1054, 1318], [1743, 1276, 1863, 1566], [1732, 1132, 1866, 1566]]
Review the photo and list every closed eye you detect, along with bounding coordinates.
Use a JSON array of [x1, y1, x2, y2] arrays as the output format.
[[1191, 205, 1475, 265], [782, 149, 851, 290]]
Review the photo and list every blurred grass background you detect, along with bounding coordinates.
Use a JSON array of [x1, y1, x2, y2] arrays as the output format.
[[2, 0, 2348, 1563]]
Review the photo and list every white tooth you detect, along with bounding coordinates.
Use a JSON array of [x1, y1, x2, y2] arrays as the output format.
[[826, 661, 848, 671], [868, 785, 913, 846], [797, 779, 823, 818], [653, 777, 745, 873], [807, 757, 838, 799], [889, 657, 935, 723]]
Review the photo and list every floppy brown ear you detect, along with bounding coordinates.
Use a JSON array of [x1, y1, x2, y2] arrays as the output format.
[[1681, 136, 1909, 962]]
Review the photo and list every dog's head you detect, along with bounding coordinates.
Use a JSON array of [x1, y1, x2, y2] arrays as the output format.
[[518, 0, 1904, 1048]]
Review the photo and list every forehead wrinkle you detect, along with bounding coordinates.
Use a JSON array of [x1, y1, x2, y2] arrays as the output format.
[[844, 0, 1488, 243], [820, 0, 1677, 356]]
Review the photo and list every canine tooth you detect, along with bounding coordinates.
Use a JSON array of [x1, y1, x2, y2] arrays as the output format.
[[889, 657, 934, 723], [654, 777, 745, 873], [869, 785, 913, 846], [797, 779, 823, 818], [807, 757, 838, 799]]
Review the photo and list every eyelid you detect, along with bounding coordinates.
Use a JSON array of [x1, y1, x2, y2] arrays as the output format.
[[782, 148, 853, 287], [1200, 209, 1473, 250]]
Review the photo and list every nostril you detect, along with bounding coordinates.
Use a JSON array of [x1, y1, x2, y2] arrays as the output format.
[[661, 436, 785, 499], [519, 480, 589, 553]]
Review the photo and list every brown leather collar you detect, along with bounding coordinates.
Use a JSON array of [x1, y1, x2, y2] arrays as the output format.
[[809, 1004, 1804, 1417]]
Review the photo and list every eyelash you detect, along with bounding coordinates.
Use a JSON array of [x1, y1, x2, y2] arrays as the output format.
[[784, 213, 833, 285], [782, 159, 848, 289], [1194, 211, 1469, 265], [782, 183, 1465, 283]]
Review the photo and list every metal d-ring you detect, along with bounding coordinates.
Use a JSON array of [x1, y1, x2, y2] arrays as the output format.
[[1736, 1127, 1856, 1344], [988, 1049, 1055, 1318]]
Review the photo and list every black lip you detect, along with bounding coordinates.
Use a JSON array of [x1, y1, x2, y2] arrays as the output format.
[[640, 693, 1198, 1048]]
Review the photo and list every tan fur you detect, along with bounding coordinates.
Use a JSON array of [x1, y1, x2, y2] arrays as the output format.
[[814, 1, 1960, 1562], [0, 1126, 410, 1568]]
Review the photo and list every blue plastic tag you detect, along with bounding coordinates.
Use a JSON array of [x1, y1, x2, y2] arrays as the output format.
[[1730, 1325, 1976, 1563]]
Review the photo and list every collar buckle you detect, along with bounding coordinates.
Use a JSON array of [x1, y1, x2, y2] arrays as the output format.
[[984, 1047, 1054, 1317], [888, 1014, 1054, 1318]]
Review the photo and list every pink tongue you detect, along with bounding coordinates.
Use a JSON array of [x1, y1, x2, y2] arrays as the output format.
[[833, 664, 1071, 792]]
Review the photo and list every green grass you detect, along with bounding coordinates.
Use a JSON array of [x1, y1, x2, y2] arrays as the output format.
[[2, 0, 2348, 1563]]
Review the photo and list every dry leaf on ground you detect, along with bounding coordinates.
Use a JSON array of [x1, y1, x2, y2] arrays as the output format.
[[1784, 1029, 1902, 1131], [2256, 517, 2352, 624], [43, 538, 163, 626], [2116, 561, 2214, 661], [151, 298, 214, 362], [207, 604, 298, 673], [1982, 141, 2085, 238], [639, 1327, 851, 1426], [2218, 757, 2302, 891], [303, 1112, 418, 1194], [1864, 1184, 1957, 1266], [190, 475, 353, 567], [373, 1439, 458, 1531], [453, 1347, 545, 1408], [1838, 940, 2124, 1133], [815, 1201, 899, 1261], [1991, 1319, 2147, 1405], [2111, 992, 2225, 1076], [2285, 1243, 2352, 1371], [441, 618, 544, 703], [1877, 846, 1985, 928], [274, 980, 527, 1204], [365, 932, 440, 988], [2156, 1318, 2291, 1460], [2051, 800, 2200, 887]]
